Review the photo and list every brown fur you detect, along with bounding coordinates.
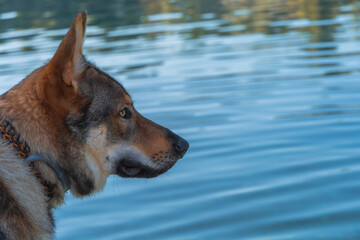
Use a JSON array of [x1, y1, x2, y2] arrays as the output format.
[[0, 11, 188, 239]]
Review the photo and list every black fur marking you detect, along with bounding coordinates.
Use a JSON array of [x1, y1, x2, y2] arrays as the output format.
[[71, 174, 94, 196], [0, 229, 6, 240], [58, 140, 96, 196], [0, 224, 6, 240], [65, 101, 93, 139]]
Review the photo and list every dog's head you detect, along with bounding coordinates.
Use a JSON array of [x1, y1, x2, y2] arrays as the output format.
[[36, 12, 188, 196]]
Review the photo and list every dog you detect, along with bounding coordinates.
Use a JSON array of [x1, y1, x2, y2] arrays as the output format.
[[0, 11, 189, 240]]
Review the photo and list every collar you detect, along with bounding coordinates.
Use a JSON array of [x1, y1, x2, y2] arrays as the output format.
[[0, 119, 70, 198], [25, 155, 71, 192]]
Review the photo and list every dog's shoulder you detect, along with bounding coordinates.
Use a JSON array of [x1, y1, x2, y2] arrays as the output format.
[[0, 142, 54, 240]]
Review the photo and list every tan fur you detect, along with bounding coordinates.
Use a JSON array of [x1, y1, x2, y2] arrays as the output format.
[[0, 11, 188, 239], [83, 125, 111, 193], [132, 112, 172, 156]]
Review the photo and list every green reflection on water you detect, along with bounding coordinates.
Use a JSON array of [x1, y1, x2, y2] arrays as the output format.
[[0, 0, 358, 41]]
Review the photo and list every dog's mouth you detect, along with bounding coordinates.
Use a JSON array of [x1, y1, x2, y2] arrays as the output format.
[[121, 165, 142, 176], [119, 161, 142, 176], [113, 147, 186, 179], [116, 159, 162, 178]]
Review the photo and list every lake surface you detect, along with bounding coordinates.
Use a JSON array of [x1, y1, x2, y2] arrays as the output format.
[[1, 0, 360, 239]]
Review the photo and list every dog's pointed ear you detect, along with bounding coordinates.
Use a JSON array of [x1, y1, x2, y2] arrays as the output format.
[[48, 11, 87, 88]]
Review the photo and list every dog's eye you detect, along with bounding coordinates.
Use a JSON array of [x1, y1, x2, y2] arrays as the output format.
[[119, 108, 131, 119]]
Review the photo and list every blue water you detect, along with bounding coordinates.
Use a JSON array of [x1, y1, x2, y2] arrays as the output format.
[[1, 0, 360, 239]]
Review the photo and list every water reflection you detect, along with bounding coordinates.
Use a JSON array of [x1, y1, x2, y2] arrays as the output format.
[[0, 0, 360, 239], [0, 0, 358, 40]]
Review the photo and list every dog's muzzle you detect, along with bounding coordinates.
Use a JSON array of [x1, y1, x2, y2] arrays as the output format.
[[115, 134, 189, 178]]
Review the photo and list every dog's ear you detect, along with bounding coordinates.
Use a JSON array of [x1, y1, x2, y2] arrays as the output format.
[[48, 11, 87, 89]]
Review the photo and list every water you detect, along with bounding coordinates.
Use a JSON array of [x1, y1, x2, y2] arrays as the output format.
[[0, 0, 360, 239]]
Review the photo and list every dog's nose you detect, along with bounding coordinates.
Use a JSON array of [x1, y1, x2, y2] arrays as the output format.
[[167, 129, 189, 156], [173, 136, 189, 155]]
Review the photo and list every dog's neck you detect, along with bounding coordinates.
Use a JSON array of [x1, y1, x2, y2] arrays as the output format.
[[0, 119, 70, 208], [25, 155, 71, 194], [0, 85, 71, 208]]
